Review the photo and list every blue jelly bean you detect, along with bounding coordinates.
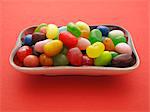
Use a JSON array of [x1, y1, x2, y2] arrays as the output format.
[[97, 25, 110, 37], [24, 34, 32, 46], [59, 26, 67, 33]]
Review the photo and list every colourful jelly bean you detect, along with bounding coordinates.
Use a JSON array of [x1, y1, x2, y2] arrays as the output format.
[[34, 23, 47, 32], [60, 46, 68, 54], [108, 30, 124, 39], [53, 54, 69, 66], [103, 38, 115, 51], [23, 34, 32, 46], [67, 47, 83, 66], [111, 35, 126, 45], [23, 55, 39, 67], [110, 51, 119, 58], [34, 39, 51, 53], [86, 42, 105, 58], [39, 54, 53, 66], [40, 26, 47, 34], [67, 22, 81, 37], [82, 55, 94, 66], [89, 29, 102, 44], [77, 37, 91, 50], [17, 46, 32, 62], [46, 24, 59, 39], [32, 32, 46, 44], [97, 25, 110, 37], [115, 43, 132, 55], [94, 51, 112, 66], [59, 31, 78, 48], [75, 21, 90, 38], [59, 26, 67, 33], [44, 40, 63, 57]]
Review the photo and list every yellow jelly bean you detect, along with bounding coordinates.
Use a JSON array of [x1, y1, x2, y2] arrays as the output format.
[[44, 40, 63, 57], [46, 24, 59, 39], [75, 21, 90, 38]]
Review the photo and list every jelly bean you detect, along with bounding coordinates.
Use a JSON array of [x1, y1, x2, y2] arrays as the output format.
[[40, 26, 47, 34], [97, 25, 110, 37], [17, 46, 32, 62], [34, 23, 47, 32], [39, 54, 53, 66], [67, 47, 83, 66], [75, 21, 90, 38], [110, 51, 119, 58], [86, 42, 105, 58], [67, 22, 81, 37], [32, 32, 46, 44], [60, 46, 68, 54], [44, 40, 63, 57], [111, 35, 126, 45], [103, 38, 115, 51], [23, 34, 32, 46], [108, 30, 124, 39], [34, 39, 51, 53], [94, 51, 112, 66], [14, 55, 23, 66], [59, 26, 67, 33], [111, 54, 134, 67], [89, 29, 102, 44], [23, 55, 39, 67], [77, 37, 91, 50], [115, 43, 132, 55], [59, 31, 78, 48], [82, 55, 94, 66], [53, 54, 69, 66], [46, 24, 59, 39]]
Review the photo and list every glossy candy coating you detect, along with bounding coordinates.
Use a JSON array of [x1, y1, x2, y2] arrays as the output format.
[[67, 47, 83, 66], [111, 54, 134, 67], [34, 23, 47, 32], [77, 37, 91, 50], [115, 43, 132, 55], [82, 55, 94, 66], [44, 40, 63, 57], [89, 29, 102, 44], [23, 34, 32, 46], [40, 26, 47, 34], [23, 55, 39, 67], [110, 51, 119, 58], [108, 30, 124, 39], [86, 42, 105, 58], [53, 54, 69, 66], [59, 31, 78, 48], [39, 54, 53, 66], [67, 22, 81, 37], [34, 39, 51, 53], [46, 24, 59, 39], [103, 38, 115, 51], [17, 46, 32, 62], [32, 32, 46, 44], [94, 51, 112, 66], [75, 21, 90, 38], [97, 25, 110, 37], [111, 35, 126, 46]]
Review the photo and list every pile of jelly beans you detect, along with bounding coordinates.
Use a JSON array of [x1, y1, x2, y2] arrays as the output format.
[[14, 21, 136, 68]]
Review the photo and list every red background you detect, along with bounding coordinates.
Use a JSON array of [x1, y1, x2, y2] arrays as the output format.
[[0, 0, 149, 112]]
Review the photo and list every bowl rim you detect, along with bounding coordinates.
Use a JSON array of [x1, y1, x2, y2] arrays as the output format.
[[9, 24, 140, 72]]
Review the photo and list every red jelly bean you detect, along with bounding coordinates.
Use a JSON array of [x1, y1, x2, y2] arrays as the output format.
[[67, 47, 83, 66], [59, 31, 78, 48], [82, 55, 94, 66], [16, 46, 32, 62]]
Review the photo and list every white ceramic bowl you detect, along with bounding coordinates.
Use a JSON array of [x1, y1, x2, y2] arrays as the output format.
[[9, 25, 140, 75]]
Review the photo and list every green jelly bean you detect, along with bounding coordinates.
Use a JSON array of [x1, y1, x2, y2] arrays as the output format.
[[53, 54, 69, 66], [34, 23, 47, 32], [67, 22, 81, 37], [111, 36, 126, 45], [94, 51, 112, 66], [89, 29, 102, 44], [110, 51, 119, 58], [61, 46, 68, 54]]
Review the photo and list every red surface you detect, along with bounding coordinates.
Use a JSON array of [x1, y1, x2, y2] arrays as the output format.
[[0, 0, 149, 112]]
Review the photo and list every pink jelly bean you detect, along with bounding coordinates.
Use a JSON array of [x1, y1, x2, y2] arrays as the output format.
[[77, 37, 91, 50]]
